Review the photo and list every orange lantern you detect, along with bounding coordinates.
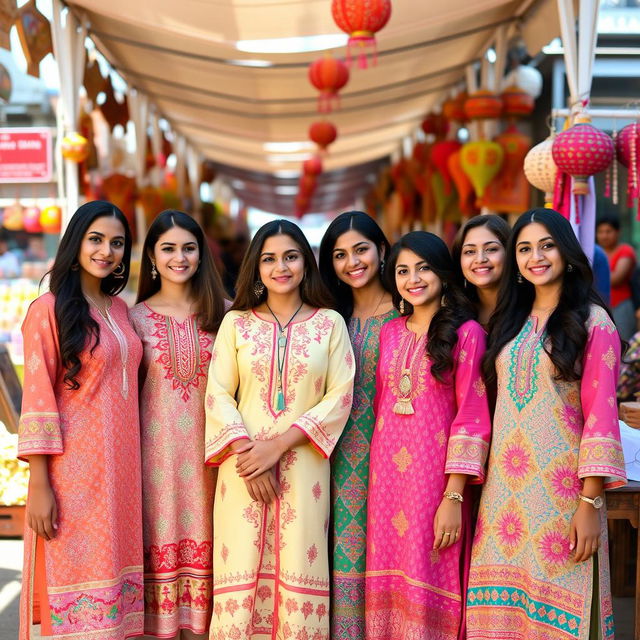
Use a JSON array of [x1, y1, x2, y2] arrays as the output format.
[[309, 121, 338, 151], [501, 86, 535, 119], [308, 56, 350, 113], [61, 132, 89, 163], [494, 124, 531, 189], [3, 203, 24, 231], [443, 93, 467, 123], [460, 141, 505, 198], [40, 205, 62, 234], [447, 150, 476, 217], [464, 90, 503, 121]]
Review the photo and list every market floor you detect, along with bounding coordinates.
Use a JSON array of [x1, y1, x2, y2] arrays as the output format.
[[0, 537, 635, 640]]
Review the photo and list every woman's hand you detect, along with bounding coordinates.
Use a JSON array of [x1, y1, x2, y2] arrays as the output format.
[[236, 439, 284, 479], [570, 500, 601, 562], [244, 469, 280, 504], [27, 480, 58, 541], [433, 498, 462, 550]]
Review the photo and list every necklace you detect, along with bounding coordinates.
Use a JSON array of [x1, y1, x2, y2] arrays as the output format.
[[266, 301, 304, 410], [393, 323, 427, 415], [84, 292, 111, 317], [354, 288, 386, 321]]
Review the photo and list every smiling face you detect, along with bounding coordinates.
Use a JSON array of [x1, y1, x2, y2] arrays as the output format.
[[460, 225, 505, 290], [152, 225, 200, 286], [77, 215, 126, 281], [395, 248, 442, 309], [331, 229, 383, 290], [515, 222, 566, 288], [258, 234, 305, 297]]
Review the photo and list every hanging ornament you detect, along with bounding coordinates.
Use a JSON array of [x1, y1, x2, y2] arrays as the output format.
[[464, 90, 503, 121], [40, 205, 62, 234], [501, 86, 535, 119], [295, 194, 311, 218], [494, 124, 531, 190], [83, 57, 106, 105], [412, 141, 430, 167], [460, 141, 505, 200], [331, 0, 392, 69], [448, 150, 476, 217], [421, 113, 449, 140], [303, 155, 323, 176], [0, 0, 17, 51], [524, 134, 558, 206], [100, 76, 130, 131], [616, 122, 640, 216], [308, 55, 350, 114], [442, 92, 468, 124], [551, 115, 614, 196], [2, 202, 23, 230], [61, 132, 89, 163], [430, 140, 461, 195], [22, 206, 42, 233], [309, 121, 338, 151], [502, 65, 543, 100], [299, 173, 317, 197], [15, 0, 52, 77]]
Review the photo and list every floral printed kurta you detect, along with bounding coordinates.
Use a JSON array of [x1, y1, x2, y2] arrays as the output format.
[[466, 306, 627, 640], [204, 308, 355, 640], [331, 309, 397, 640], [129, 303, 217, 637], [365, 318, 491, 640], [18, 293, 144, 640]]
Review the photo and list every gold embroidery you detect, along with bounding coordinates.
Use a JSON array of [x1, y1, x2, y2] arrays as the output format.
[[392, 447, 413, 473], [602, 345, 616, 370], [391, 510, 409, 537]]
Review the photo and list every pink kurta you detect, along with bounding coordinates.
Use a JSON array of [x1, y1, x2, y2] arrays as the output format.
[[18, 292, 144, 640], [365, 317, 491, 640], [129, 303, 217, 637]]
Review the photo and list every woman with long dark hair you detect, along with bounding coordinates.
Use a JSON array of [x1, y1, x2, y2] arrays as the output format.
[[452, 214, 511, 328], [204, 219, 355, 639], [17, 201, 144, 639], [318, 211, 395, 640], [466, 209, 626, 640], [364, 231, 491, 640], [129, 210, 227, 639]]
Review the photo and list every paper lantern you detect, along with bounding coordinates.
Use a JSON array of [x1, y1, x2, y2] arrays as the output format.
[[460, 141, 505, 198], [421, 113, 449, 139], [442, 94, 467, 123], [308, 56, 350, 113], [2, 203, 23, 230], [61, 132, 89, 163], [40, 206, 62, 234], [616, 122, 640, 210], [501, 86, 535, 119], [309, 121, 338, 150], [464, 91, 503, 121], [494, 124, 531, 189], [412, 142, 430, 166], [331, 0, 392, 69], [23, 206, 42, 233], [303, 156, 323, 176], [430, 140, 461, 195], [430, 171, 456, 219], [448, 150, 476, 217], [299, 174, 317, 197], [552, 116, 614, 196], [502, 65, 543, 99], [524, 135, 558, 205]]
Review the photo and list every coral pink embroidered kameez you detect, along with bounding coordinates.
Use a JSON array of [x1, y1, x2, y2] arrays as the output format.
[[204, 308, 354, 640], [18, 293, 144, 640], [129, 303, 217, 637], [365, 317, 491, 640]]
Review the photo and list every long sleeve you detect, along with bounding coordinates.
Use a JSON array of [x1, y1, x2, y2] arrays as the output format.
[[17, 294, 63, 459], [444, 320, 491, 483], [292, 314, 355, 458], [204, 312, 250, 466], [578, 307, 626, 488]]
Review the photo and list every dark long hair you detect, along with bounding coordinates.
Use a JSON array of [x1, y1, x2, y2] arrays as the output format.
[[318, 210, 391, 319], [47, 200, 132, 390], [386, 231, 475, 383], [232, 219, 334, 311], [451, 214, 511, 305], [483, 208, 617, 386], [137, 210, 226, 332]]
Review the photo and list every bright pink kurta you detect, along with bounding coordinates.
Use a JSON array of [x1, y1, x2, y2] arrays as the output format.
[[365, 317, 491, 640], [18, 293, 144, 640]]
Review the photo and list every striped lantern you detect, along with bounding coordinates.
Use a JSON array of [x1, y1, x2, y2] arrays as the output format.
[[524, 135, 558, 205]]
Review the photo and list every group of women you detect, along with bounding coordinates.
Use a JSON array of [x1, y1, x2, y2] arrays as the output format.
[[16, 199, 626, 640]]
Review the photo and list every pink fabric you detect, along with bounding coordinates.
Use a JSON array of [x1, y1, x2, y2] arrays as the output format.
[[365, 318, 491, 640]]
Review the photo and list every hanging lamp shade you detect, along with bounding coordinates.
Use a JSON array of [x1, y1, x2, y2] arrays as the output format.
[[448, 150, 476, 217], [460, 141, 505, 198], [303, 156, 323, 176], [524, 135, 558, 205], [331, 0, 392, 69], [501, 86, 535, 119], [309, 121, 338, 150], [616, 122, 640, 211], [551, 116, 614, 196], [308, 56, 350, 113], [443, 93, 467, 123], [464, 90, 503, 121]]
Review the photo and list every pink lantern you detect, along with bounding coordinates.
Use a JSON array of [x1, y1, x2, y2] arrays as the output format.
[[616, 122, 640, 213], [23, 206, 42, 233]]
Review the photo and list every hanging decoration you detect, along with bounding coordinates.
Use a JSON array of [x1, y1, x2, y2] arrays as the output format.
[[295, 194, 311, 219], [421, 113, 448, 140], [83, 57, 105, 105], [100, 76, 130, 131], [15, 0, 52, 77], [460, 140, 505, 200], [442, 92, 468, 125], [447, 150, 476, 217], [501, 86, 535, 120], [430, 140, 461, 195], [331, 0, 392, 69], [40, 205, 62, 234], [616, 122, 640, 216], [308, 55, 349, 113], [0, 0, 17, 51], [2, 202, 23, 230], [309, 121, 338, 152], [464, 90, 503, 121], [299, 173, 317, 198], [524, 135, 558, 206], [502, 65, 543, 100], [303, 155, 323, 176], [22, 206, 42, 233], [61, 132, 89, 163]]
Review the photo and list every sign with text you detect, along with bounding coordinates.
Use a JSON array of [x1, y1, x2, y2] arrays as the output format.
[[0, 127, 53, 183]]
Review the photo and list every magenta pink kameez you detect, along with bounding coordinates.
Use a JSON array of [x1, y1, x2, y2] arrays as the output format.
[[365, 317, 491, 640]]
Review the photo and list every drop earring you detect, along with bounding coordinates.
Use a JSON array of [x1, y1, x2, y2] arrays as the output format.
[[253, 280, 265, 297], [399, 299, 406, 314], [112, 263, 125, 279], [379, 259, 385, 275], [517, 273, 523, 284], [151, 262, 158, 280], [567, 264, 573, 272]]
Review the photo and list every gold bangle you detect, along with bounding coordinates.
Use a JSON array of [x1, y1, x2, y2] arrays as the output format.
[[443, 491, 464, 503]]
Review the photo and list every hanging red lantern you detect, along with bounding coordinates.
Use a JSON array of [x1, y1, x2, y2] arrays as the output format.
[[421, 113, 449, 139], [494, 124, 531, 190], [303, 156, 323, 176], [616, 122, 640, 213], [501, 86, 535, 119], [299, 174, 318, 197], [464, 90, 503, 121], [308, 56, 350, 113], [331, 0, 392, 69], [442, 94, 467, 123], [552, 116, 614, 196], [309, 121, 338, 151], [430, 140, 461, 195], [295, 194, 311, 218], [412, 142, 430, 167]]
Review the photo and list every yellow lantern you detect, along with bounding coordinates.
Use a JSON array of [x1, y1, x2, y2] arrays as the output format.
[[40, 205, 62, 234], [460, 141, 505, 198], [61, 132, 89, 163]]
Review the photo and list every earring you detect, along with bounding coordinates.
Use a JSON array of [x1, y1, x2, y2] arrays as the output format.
[[463, 279, 467, 289], [399, 299, 406, 314], [379, 259, 385, 275], [253, 280, 265, 297], [567, 264, 574, 272], [112, 263, 125, 279], [517, 273, 523, 284], [151, 262, 158, 280], [71, 261, 79, 271]]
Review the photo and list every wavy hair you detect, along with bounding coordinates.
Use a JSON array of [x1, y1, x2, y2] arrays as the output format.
[[47, 200, 132, 389], [318, 211, 391, 319], [137, 210, 226, 332], [386, 231, 474, 383], [231, 219, 334, 311], [483, 208, 618, 386]]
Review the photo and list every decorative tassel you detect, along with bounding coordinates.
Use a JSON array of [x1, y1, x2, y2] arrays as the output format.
[[276, 389, 286, 411], [612, 128, 619, 205], [393, 398, 415, 415]]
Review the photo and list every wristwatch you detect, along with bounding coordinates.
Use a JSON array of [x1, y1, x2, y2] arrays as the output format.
[[578, 494, 604, 509]]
